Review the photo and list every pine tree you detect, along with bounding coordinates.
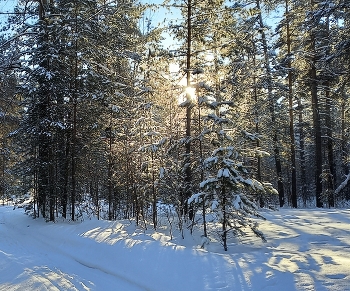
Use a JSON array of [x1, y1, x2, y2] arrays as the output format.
[[189, 103, 275, 251]]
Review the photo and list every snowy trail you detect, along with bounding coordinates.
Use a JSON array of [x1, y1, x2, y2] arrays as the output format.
[[0, 206, 350, 291], [0, 207, 149, 291]]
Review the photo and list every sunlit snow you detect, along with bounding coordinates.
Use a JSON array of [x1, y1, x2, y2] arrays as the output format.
[[0, 206, 349, 291]]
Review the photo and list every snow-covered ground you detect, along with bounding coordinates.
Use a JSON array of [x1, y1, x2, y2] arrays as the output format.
[[0, 205, 349, 291]]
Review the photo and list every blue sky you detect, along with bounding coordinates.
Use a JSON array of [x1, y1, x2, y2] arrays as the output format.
[[0, 0, 15, 13], [0, 0, 16, 27]]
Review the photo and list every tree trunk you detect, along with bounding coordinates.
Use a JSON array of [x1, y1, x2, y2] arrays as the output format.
[[151, 150, 157, 229], [324, 17, 335, 208], [341, 95, 348, 185], [62, 130, 70, 219], [310, 58, 323, 208], [251, 44, 262, 183], [184, 0, 193, 220], [108, 132, 113, 220], [198, 99, 207, 238], [298, 98, 307, 206], [286, 0, 297, 208], [71, 7, 79, 221], [37, 0, 49, 219], [256, 0, 284, 207], [49, 143, 55, 221], [325, 81, 335, 207], [71, 100, 77, 221], [310, 0, 323, 208], [222, 185, 227, 252], [1, 139, 5, 206]]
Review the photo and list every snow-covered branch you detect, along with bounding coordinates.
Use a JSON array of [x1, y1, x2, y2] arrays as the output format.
[[335, 173, 350, 195]]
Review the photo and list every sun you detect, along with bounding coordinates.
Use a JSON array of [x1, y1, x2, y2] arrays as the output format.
[[178, 86, 196, 105], [185, 86, 196, 101]]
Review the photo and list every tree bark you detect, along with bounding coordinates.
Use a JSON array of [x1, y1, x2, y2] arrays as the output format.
[[298, 98, 307, 206], [324, 17, 335, 207], [184, 0, 193, 219], [310, 0, 323, 208], [222, 185, 227, 252], [286, 0, 297, 208], [256, 0, 284, 207], [310, 55, 323, 207]]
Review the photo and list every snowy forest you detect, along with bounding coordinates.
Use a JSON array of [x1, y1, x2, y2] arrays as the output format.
[[0, 0, 350, 249]]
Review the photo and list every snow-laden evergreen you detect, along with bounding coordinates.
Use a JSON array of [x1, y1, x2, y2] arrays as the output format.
[[190, 143, 275, 250]]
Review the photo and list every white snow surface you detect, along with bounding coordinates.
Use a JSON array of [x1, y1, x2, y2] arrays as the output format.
[[0, 206, 349, 291]]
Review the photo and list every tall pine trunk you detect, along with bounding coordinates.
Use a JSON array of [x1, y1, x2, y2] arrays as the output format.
[[71, 100, 77, 220], [222, 185, 227, 252], [310, 52, 323, 207], [251, 43, 262, 187], [183, 0, 193, 219], [310, 0, 323, 208], [286, 0, 297, 208], [311, 65, 323, 208], [49, 143, 55, 221], [1, 140, 5, 206], [324, 17, 335, 207], [256, 0, 284, 207], [325, 80, 335, 207], [298, 98, 307, 206], [70, 6, 80, 221], [107, 128, 113, 220], [37, 0, 50, 218]]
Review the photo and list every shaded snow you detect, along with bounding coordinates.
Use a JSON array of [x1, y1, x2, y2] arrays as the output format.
[[0, 206, 349, 291]]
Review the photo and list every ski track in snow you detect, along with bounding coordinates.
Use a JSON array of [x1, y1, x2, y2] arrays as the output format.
[[0, 206, 350, 291], [0, 208, 149, 291]]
